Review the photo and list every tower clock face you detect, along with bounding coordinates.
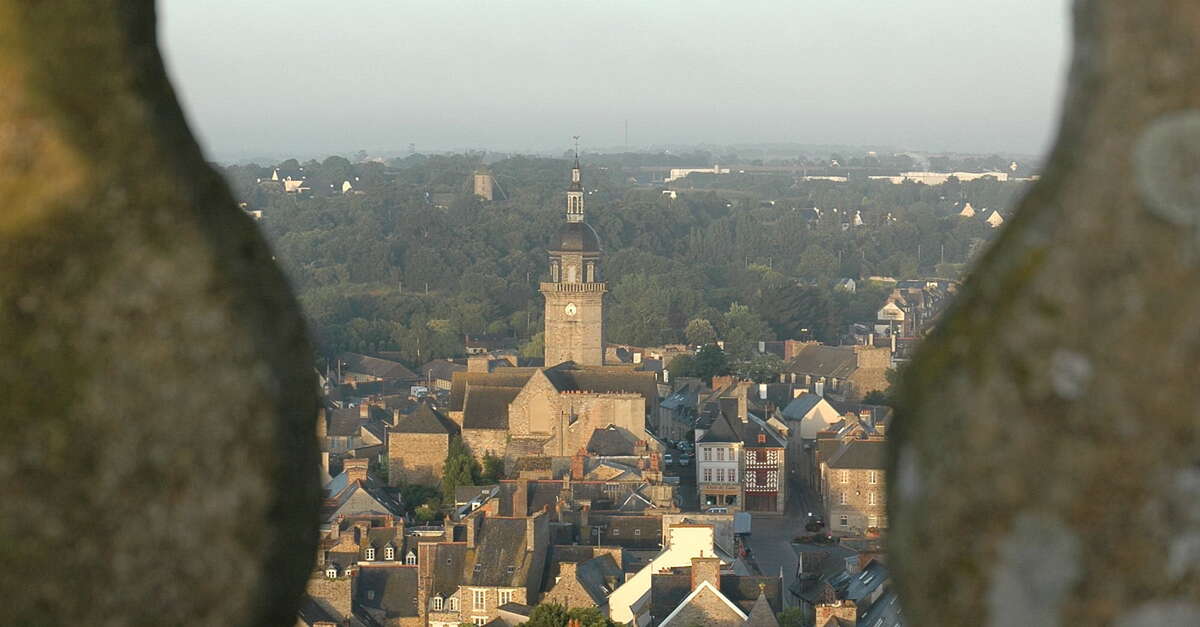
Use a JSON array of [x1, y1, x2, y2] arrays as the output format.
[[564, 302, 577, 316]]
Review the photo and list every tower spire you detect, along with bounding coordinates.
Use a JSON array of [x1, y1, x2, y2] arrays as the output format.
[[566, 136, 584, 223]]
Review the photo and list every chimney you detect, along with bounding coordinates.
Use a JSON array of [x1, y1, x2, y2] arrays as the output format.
[[737, 382, 750, 422], [868, 333, 874, 347], [559, 562, 578, 583], [690, 556, 721, 591], [526, 509, 541, 545], [329, 519, 340, 540], [468, 354, 491, 373], [571, 450, 586, 481], [514, 478, 530, 517], [466, 515, 480, 549], [354, 520, 370, 543], [321, 450, 330, 477], [359, 403, 370, 418], [758, 383, 768, 400], [663, 369, 670, 383], [343, 458, 369, 483], [579, 502, 591, 529], [443, 516, 455, 542], [317, 407, 328, 440]]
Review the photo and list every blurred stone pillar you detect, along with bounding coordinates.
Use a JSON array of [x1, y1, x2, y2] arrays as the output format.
[[0, 2, 319, 625], [891, 1, 1200, 625]]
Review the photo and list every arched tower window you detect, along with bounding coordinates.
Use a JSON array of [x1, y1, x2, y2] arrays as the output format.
[[586, 262, 595, 283], [567, 265, 577, 283], [551, 261, 560, 283]]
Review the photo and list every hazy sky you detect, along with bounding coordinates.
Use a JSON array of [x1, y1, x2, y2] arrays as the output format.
[[160, 0, 1071, 161]]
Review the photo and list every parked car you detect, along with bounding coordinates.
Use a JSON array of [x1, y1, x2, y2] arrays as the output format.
[[663, 453, 674, 465], [705, 507, 729, 514], [678, 454, 692, 466]]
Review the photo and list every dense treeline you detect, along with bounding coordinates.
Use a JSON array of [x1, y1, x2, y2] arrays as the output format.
[[219, 153, 1025, 365]]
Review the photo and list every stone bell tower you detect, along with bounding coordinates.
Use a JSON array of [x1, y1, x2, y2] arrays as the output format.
[[541, 150, 605, 367]]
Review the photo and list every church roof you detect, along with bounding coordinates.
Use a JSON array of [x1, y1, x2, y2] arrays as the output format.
[[462, 385, 521, 429], [552, 221, 601, 253], [544, 363, 659, 404]]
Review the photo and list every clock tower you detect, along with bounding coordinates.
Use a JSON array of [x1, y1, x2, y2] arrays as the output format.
[[541, 153, 606, 367]]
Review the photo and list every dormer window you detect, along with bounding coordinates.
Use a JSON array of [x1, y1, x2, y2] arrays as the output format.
[[406, 551, 417, 565], [448, 597, 458, 611], [384, 546, 395, 561], [364, 547, 375, 561], [325, 566, 338, 579], [432, 595, 444, 612]]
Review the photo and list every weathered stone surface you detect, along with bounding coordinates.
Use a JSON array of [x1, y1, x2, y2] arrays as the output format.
[[0, 2, 319, 625], [890, 1, 1200, 625]]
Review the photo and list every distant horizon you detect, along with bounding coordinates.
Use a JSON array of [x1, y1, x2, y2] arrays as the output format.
[[203, 140, 1051, 167]]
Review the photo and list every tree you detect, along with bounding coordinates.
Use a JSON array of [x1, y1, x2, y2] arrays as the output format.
[[862, 390, 889, 405], [520, 332, 544, 359], [441, 435, 480, 497], [722, 303, 773, 360], [692, 344, 732, 381], [778, 607, 805, 627], [525, 603, 616, 627], [667, 353, 697, 378], [735, 353, 784, 383], [479, 454, 505, 484], [684, 318, 717, 346]]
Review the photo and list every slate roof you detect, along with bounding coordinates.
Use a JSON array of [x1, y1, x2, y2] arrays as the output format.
[[338, 352, 418, 380], [448, 370, 537, 411], [428, 543, 469, 598], [328, 408, 368, 437], [574, 554, 624, 605], [825, 438, 887, 470], [721, 575, 783, 615], [355, 566, 419, 619], [742, 418, 787, 449], [553, 220, 602, 253], [782, 394, 823, 421], [393, 402, 458, 435], [455, 484, 500, 507], [322, 474, 405, 521], [364, 526, 403, 552], [859, 589, 902, 627], [544, 363, 660, 404], [418, 358, 466, 382], [698, 410, 743, 443], [587, 425, 640, 456], [296, 595, 338, 626], [649, 573, 692, 623], [462, 385, 521, 429], [783, 345, 859, 378], [744, 592, 781, 627], [652, 571, 782, 619], [467, 518, 538, 587], [844, 560, 889, 602]]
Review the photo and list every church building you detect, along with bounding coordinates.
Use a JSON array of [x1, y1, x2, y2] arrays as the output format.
[[433, 156, 661, 468]]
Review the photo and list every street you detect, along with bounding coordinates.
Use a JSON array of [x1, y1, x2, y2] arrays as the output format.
[[742, 478, 819, 608]]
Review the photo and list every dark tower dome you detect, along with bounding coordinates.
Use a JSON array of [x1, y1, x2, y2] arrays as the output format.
[[554, 220, 602, 253]]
